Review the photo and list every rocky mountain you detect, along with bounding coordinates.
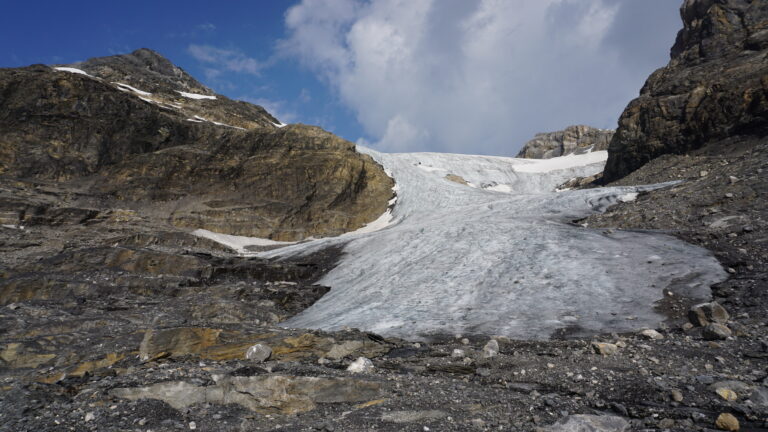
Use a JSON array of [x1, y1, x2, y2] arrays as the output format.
[[603, 0, 768, 182], [516, 125, 614, 159], [3, 3, 768, 431], [0, 49, 394, 241]]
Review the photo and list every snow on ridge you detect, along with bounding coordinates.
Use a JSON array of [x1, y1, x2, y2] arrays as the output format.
[[177, 90, 216, 100], [191, 115, 245, 130], [113, 82, 152, 96], [53, 67, 93, 77], [192, 229, 295, 254], [272, 122, 288, 128]]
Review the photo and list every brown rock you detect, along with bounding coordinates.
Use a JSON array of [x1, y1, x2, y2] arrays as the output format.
[[591, 342, 618, 356], [715, 413, 740, 431], [0, 53, 394, 241], [689, 302, 730, 327]]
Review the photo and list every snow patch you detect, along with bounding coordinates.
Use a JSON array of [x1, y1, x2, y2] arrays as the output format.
[[192, 229, 295, 254], [53, 67, 93, 77], [514, 151, 608, 173], [177, 91, 217, 100], [272, 122, 288, 128], [347, 209, 394, 235], [618, 192, 639, 202], [113, 82, 152, 96], [192, 115, 245, 130]]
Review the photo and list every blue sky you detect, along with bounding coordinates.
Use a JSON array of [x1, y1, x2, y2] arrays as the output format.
[[0, 0, 684, 155]]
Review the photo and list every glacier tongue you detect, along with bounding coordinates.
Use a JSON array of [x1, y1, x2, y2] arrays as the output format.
[[260, 148, 727, 340]]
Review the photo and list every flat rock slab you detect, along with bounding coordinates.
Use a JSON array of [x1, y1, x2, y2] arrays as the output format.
[[110, 375, 382, 415]]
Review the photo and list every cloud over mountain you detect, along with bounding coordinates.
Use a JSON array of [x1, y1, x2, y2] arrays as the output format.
[[280, 0, 680, 154]]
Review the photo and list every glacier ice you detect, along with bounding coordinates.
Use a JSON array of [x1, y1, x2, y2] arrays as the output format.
[[248, 148, 728, 341]]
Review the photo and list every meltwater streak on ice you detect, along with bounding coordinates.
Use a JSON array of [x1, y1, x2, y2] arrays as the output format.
[[262, 148, 727, 340]]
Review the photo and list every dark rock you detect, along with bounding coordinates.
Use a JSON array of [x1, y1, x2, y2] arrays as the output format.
[[603, 0, 768, 181], [704, 323, 733, 340], [689, 302, 730, 327]]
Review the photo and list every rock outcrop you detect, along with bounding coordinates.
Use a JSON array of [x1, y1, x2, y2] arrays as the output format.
[[516, 125, 614, 159], [0, 49, 394, 240], [603, 0, 768, 182]]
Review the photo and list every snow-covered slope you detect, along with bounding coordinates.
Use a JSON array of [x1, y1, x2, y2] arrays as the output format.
[[233, 148, 726, 340]]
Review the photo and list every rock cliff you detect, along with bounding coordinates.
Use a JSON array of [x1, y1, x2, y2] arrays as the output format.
[[0, 49, 393, 240], [516, 125, 613, 159], [603, 0, 768, 182]]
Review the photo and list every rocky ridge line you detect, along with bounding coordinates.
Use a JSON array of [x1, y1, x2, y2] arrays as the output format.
[[516, 125, 614, 159]]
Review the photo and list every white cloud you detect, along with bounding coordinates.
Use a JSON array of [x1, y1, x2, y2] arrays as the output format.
[[280, 0, 662, 155], [188, 44, 263, 75]]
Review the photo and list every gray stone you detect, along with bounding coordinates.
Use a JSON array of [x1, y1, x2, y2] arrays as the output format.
[[639, 329, 664, 340], [381, 410, 447, 423], [245, 344, 272, 362], [482, 339, 500, 358], [537, 414, 630, 432], [346, 357, 374, 373], [591, 342, 618, 356], [110, 374, 381, 415], [703, 323, 732, 340], [326, 341, 364, 360], [750, 387, 768, 407]]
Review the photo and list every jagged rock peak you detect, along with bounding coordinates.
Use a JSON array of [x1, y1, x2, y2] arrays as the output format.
[[65, 48, 212, 95], [516, 125, 614, 159], [671, 0, 768, 61], [51, 48, 280, 130], [603, 0, 768, 182]]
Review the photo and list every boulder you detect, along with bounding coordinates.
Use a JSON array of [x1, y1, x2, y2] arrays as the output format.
[[245, 344, 272, 362], [591, 342, 618, 356], [703, 323, 732, 340], [689, 302, 730, 327], [347, 357, 374, 373], [715, 413, 740, 431]]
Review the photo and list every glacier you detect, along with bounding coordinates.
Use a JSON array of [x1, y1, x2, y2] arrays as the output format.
[[220, 148, 727, 340]]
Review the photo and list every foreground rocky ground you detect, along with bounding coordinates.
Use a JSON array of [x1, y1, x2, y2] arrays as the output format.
[[1, 154, 767, 431]]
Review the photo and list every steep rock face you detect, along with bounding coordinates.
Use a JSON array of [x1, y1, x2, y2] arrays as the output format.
[[603, 0, 768, 182], [0, 54, 393, 241], [62, 48, 281, 130], [516, 125, 613, 159]]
